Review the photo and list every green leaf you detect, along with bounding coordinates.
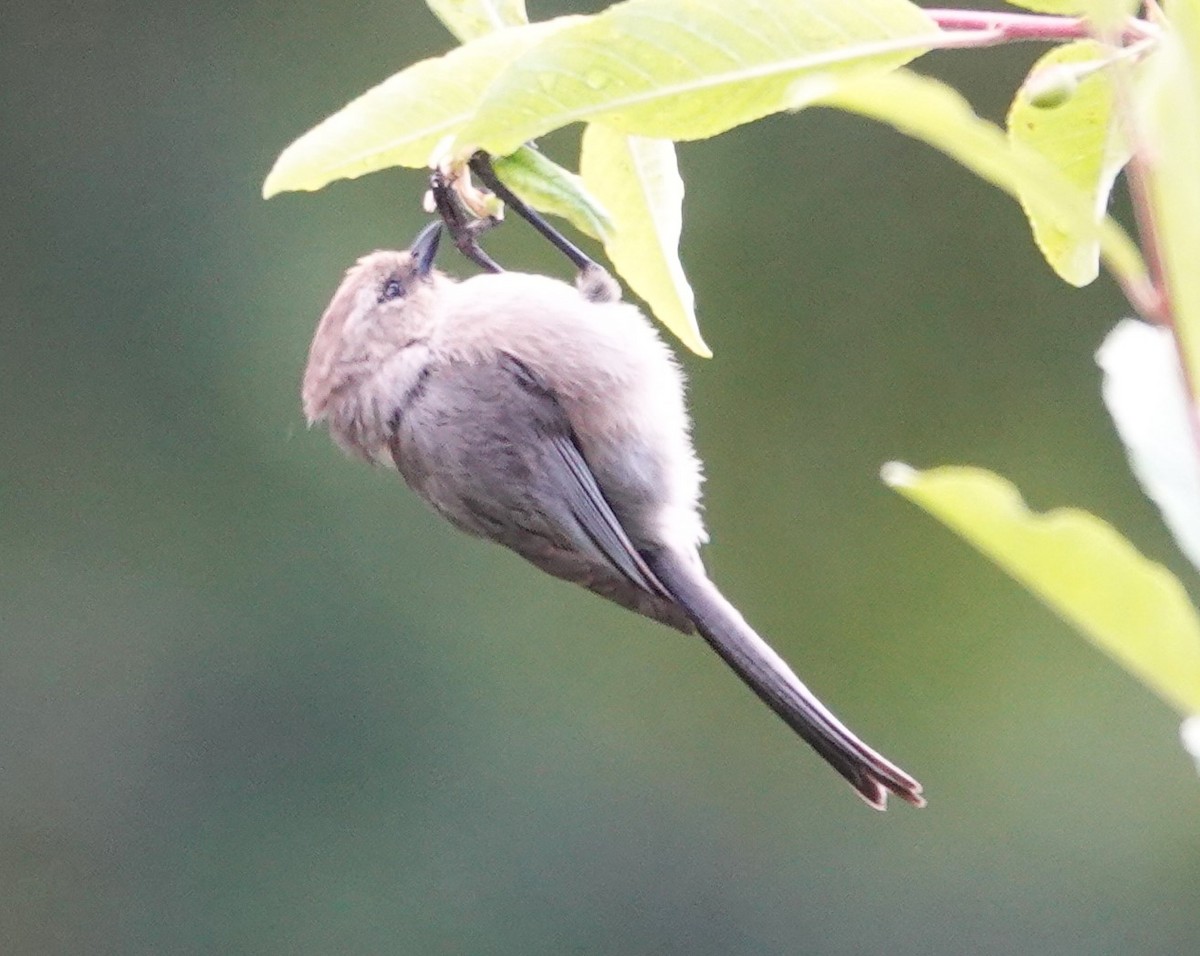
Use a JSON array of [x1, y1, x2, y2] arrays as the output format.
[[1001, 1, 1095, 12], [579, 125, 709, 356], [1002, 0, 1139, 23], [426, 0, 527, 42], [454, 0, 938, 156], [1008, 41, 1132, 286], [262, 18, 579, 198], [883, 463, 1200, 715], [491, 147, 613, 241], [1141, 6, 1200, 407], [1090, 0, 1142, 27], [821, 68, 1146, 291]]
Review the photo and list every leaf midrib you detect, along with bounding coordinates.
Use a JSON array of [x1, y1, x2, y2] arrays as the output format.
[[479, 30, 943, 129]]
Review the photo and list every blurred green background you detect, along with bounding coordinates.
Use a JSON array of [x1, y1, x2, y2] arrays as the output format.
[[5, 1, 1199, 953]]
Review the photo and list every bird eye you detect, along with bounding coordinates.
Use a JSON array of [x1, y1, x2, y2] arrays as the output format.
[[379, 277, 405, 302]]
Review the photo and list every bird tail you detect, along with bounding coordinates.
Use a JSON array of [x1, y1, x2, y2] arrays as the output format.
[[643, 549, 925, 810]]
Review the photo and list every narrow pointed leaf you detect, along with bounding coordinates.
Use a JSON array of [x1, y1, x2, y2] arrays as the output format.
[[883, 462, 1200, 714], [821, 69, 1146, 291], [262, 18, 578, 198], [1008, 41, 1133, 286], [455, 0, 938, 156], [426, 0, 527, 42], [580, 125, 709, 356], [491, 147, 613, 241]]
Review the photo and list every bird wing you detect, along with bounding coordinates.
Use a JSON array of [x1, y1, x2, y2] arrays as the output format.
[[389, 353, 688, 628], [542, 427, 668, 599]]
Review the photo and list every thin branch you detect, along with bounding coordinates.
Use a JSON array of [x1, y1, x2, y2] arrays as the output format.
[[1121, 147, 1171, 327], [428, 167, 505, 273], [1095, 15, 1170, 326], [924, 8, 1156, 46], [927, 9, 1087, 40], [1127, 142, 1200, 456]]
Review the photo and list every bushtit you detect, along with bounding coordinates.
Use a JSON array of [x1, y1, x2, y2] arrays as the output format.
[[303, 222, 924, 810]]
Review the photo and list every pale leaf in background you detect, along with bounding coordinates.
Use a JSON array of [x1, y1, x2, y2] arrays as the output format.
[[1097, 318, 1200, 573]]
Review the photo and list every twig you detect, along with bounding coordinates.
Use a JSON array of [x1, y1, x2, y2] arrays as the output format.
[[925, 9, 1155, 45], [428, 167, 505, 273]]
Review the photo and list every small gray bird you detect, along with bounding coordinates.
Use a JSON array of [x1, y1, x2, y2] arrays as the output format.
[[303, 222, 924, 809]]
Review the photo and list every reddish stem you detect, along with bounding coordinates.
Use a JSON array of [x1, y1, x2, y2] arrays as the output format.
[[1110, 59, 1200, 448], [924, 8, 1154, 45], [1120, 150, 1170, 328], [925, 8, 1090, 41]]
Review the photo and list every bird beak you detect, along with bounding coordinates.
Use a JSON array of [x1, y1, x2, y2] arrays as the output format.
[[410, 221, 442, 278]]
